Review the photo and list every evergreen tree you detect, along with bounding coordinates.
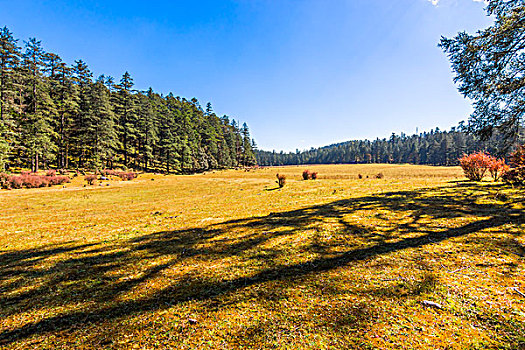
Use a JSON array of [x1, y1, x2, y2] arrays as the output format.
[[0, 27, 20, 170], [440, 0, 525, 149], [114, 71, 137, 167], [20, 38, 56, 171]]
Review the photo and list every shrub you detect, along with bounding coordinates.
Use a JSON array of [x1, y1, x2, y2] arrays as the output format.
[[276, 173, 286, 188], [510, 144, 525, 167], [376, 173, 384, 179], [0, 173, 11, 189], [488, 158, 509, 182], [10, 176, 23, 189], [502, 168, 524, 185], [358, 174, 363, 179], [302, 170, 311, 180], [101, 169, 119, 177], [459, 152, 492, 181], [46, 169, 56, 177], [84, 174, 97, 185], [310, 172, 318, 180], [20, 174, 46, 188], [48, 175, 70, 186], [502, 144, 525, 185], [118, 172, 138, 181]]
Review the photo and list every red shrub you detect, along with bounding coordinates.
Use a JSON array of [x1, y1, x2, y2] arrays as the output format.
[[84, 174, 97, 185], [310, 172, 318, 180], [376, 173, 384, 179], [0, 173, 11, 189], [510, 144, 525, 168], [488, 158, 509, 182], [46, 169, 56, 177], [459, 152, 493, 181], [118, 172, 138, 181], [10, 176, 23, 189], [302, 170, 311, 180], [502, 144, 525, 185], [276, 173, 286, 188], [101, 169, 119, 176], [48, 175, 70, 186]]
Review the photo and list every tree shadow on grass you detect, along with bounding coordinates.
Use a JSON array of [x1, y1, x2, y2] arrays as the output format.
[[0, 183, 523, 346]]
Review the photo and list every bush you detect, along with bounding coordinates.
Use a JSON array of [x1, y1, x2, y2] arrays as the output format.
[[48, 175, 70, 186], [10, 176, 23, 189], [302, 170, 311, 180], [84, 174, 97, 185], [358, 174, 363, 179], [0, 173, 11, 189], [276, 173, 286, 188], [459, 152, 493, 181], [118, 172, 138, 181], [488, 158, 509, 182], [0, 172, 70, 190], [510, 144, 525, 167], [502, 145, 525, 185], [101, 169, 120, 177], [46, 169, 56, 177], [302, 170, 318, 180], [376, 173, 384, 179], [502, 168, 524, 185]]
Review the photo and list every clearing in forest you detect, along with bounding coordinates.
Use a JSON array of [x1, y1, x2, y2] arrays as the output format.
[[0, 164, 524, 349]]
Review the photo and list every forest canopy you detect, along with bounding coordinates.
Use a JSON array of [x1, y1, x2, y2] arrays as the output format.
[[0, 27, 256, 173]]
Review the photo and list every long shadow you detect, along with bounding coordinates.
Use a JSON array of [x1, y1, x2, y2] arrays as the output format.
[[0, 183, 523, 346]]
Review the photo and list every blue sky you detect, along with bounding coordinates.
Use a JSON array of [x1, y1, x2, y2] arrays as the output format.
[[1, 0, 492, 151]]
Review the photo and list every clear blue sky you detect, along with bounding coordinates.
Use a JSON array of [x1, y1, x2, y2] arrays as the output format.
[[1, 0, 492, 151]]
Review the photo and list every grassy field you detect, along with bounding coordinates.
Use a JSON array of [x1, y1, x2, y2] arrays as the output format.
[[0, 164, 524, 349]]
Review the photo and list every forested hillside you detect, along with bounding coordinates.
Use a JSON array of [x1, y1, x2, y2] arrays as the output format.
[[0, 27, 256, 173], [256, 127, 508, 166]]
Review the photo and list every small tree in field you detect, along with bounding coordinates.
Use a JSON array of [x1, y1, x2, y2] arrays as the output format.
[[459, 152, 493, 181]]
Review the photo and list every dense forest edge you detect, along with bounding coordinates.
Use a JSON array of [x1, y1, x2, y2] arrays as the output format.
[[256, 126, 517, 167], [0, 26, 257, 174]]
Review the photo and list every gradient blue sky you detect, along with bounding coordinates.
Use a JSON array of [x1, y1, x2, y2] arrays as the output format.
[[1, 0, 492, 151]]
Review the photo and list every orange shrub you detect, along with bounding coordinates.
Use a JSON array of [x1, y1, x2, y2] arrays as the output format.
[[459, 152, 493, 181], [502, 144, 525, 185], [84, 174, 97, 185], [276, 173, 286, 188], [302, 170, 311, 180], [488, 158, 509, 182]]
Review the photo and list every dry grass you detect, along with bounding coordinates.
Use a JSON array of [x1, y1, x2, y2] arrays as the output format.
[[0, 164, 524, 349]]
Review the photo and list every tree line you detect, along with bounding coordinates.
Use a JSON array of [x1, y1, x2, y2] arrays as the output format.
[[0, 27, 256, 173], [256, 127, 511, 166]]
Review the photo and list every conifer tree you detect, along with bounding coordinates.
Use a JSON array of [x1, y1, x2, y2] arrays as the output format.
[[86, 78, 118, 168], [20, 38, 57, 171], [0, 27, 20, 170], [115, 71, 137, 167]]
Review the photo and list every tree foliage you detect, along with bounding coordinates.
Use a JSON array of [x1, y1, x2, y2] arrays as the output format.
[[440, 0, 525, 148]]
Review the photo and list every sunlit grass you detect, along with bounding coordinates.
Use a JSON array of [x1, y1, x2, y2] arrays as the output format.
[[0, 164, 524, 349]]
